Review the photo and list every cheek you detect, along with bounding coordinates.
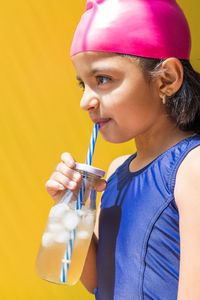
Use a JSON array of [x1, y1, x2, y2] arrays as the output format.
[[101, 77, 158, 120], [110, 84, 151, 114]]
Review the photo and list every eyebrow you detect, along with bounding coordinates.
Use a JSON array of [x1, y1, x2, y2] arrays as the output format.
[[76, 66, 118, 81]]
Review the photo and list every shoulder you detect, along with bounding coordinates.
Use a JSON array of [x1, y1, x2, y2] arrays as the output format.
[[174, 144, 200, 207], [174, 145, 200, 298], [106, 155, 131, 180]]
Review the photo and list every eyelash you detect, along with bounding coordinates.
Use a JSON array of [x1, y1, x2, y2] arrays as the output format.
[[96, 75, 111, 85], [78, 81, 85, 90], [77, 75, 111, 90]]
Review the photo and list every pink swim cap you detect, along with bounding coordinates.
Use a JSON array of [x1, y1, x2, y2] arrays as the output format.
[[70, 0, 191, 59]]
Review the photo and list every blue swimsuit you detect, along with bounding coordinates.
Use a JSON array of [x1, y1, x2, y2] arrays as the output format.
[[95, 135, 200, 300]]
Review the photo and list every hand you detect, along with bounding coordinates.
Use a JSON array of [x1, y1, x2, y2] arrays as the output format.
[[46, 152, 107, 203]]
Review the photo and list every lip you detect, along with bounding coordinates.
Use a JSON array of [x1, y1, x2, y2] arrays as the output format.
[[91, 118, 111, 128]]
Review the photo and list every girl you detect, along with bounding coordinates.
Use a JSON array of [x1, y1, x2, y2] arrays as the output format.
[[46, 0, 200, 299]]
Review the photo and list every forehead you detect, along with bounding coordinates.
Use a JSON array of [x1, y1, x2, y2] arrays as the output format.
[[71, 51, 117, 63], [71, 51, 140, 76]]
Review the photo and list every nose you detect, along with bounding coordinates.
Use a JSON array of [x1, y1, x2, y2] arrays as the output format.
[[80, 87, 99, 111]]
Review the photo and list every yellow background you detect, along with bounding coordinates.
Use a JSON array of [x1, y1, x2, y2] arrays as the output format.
[[0, 1, 199, 299]]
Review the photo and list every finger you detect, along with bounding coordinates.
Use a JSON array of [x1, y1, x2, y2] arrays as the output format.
[[50, 172, 77, 189], [61, 152, 76, 168], [96, 179, 107, 192], [55, 162, 81, 183], [45, 180, 66, 202], [45, 179, 65, 192]]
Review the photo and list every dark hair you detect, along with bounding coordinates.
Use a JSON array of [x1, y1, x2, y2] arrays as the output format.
[[121, 54, 200, 134]]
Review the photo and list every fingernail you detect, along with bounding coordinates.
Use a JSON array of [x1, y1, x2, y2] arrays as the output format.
[[58, 184, 65, 190], [68, 160, 75, 167], [73, 173, 81, 181], [68, 181, 76, 189]]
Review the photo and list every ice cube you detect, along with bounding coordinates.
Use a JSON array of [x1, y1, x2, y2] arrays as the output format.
[[48, 222, 63, 233], [68, 200, 77, 210], [62, 211, 80, 230], [49, 203, 69, 218], [54, 231, 70, 243], [77, 230, 90, 239], [77, 209, 87, 217], [42, 232, 55, 247], [84, 214, 95, 226]]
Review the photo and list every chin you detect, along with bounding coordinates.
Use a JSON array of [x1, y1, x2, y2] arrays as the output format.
[[101, 133, 134, 144]]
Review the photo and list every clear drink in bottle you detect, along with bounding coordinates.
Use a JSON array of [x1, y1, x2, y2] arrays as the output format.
[[35, 163, 105, 285]]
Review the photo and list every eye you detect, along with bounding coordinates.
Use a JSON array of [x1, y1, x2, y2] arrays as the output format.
[[96, 75, 111, 85]]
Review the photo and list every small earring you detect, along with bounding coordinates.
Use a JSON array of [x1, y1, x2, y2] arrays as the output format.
[[162, 94, 167, 105]]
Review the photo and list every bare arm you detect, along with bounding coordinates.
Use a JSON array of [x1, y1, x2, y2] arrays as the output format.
[[174, 145, 200, 300], [80, 155, 130, 293]]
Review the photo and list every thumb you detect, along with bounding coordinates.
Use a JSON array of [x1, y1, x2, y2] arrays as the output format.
[[96, 179, 107, 192]]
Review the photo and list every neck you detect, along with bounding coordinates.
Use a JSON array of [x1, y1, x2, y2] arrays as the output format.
[[130, 117, 195, 172]]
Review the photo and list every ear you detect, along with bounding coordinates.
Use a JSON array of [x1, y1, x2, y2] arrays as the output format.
[[157, 58, 184, 98]]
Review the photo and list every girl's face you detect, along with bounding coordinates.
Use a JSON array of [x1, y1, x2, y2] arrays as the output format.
[[71, 51, 164, 143]]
